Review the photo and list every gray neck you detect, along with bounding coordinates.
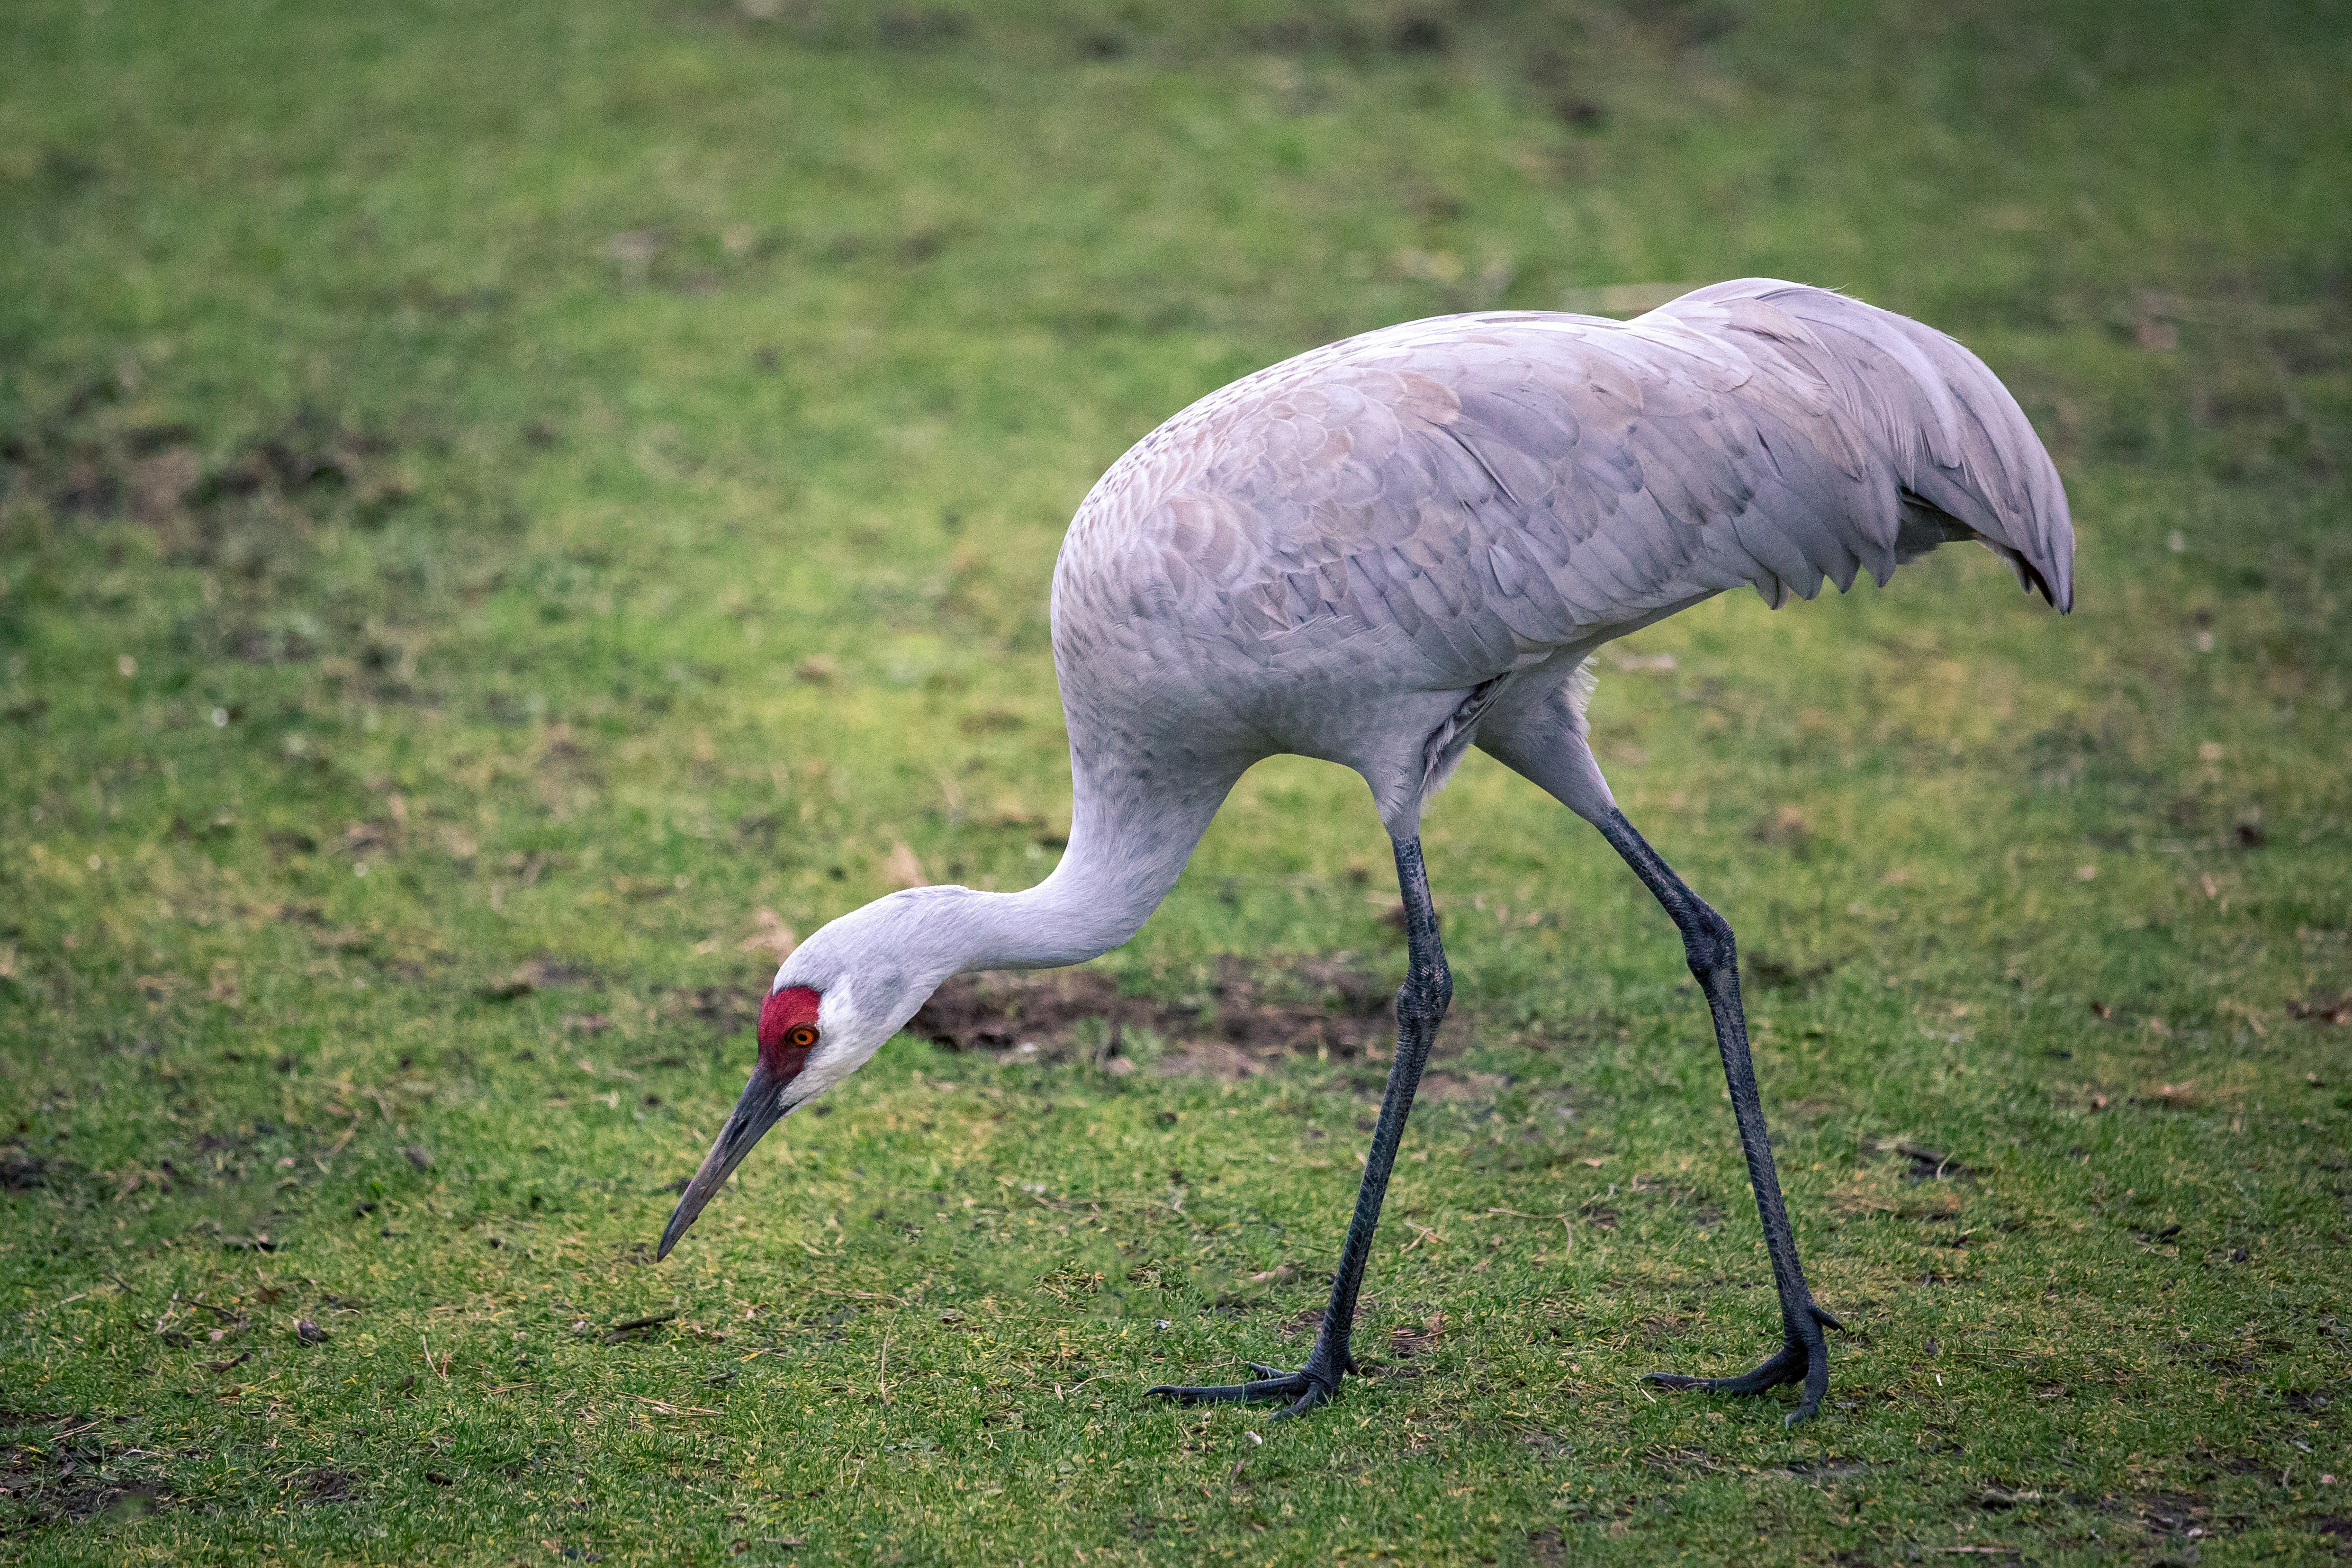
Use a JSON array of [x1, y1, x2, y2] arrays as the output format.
[[892, 762, 1235, 979], [941, 791, 1220, 973], [784, 755, 1243, 1045]]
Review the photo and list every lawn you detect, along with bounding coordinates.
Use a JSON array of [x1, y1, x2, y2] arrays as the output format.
[[2, 0, 2349, 1562]]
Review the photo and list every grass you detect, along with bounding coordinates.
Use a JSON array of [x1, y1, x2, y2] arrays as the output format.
[[2, 0, 2349, 1561]]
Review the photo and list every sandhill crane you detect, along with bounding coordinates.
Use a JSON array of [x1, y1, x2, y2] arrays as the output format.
[[658, 279, 2073, 1424]]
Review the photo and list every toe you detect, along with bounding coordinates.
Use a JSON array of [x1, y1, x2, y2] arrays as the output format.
[[1647, 1344, 1808, 1398], [1272, 1380, 1335, 1420], [1145, 1372, 1312, 1405]]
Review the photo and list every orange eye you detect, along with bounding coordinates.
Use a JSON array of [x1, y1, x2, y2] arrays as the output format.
[[786, 1024, 819, 1050]]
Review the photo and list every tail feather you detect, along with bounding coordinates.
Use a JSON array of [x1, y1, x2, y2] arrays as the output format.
[[1665, 280, 2075, 612]]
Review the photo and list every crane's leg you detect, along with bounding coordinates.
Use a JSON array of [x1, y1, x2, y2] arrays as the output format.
[[1596, 807, 1843, 1424], [1145, 836, 1451, 1419]]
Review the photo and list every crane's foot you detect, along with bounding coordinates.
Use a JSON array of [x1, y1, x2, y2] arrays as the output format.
[[1145, 1349, 1355, 1420], [1647, 1301, 1844, 1425]]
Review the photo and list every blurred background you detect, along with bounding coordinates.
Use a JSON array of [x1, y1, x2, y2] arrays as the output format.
[[6, 0, 2343, 953], [1, 2, 2347, 1563]]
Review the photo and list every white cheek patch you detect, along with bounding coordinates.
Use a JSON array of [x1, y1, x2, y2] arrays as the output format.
[[790, 1036, 874, 1101], [815, 980, 858, 1049], [784, 981, 889, 1103]]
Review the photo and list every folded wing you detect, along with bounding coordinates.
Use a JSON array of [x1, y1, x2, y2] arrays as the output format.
[[1060, 279, 2073, 690]]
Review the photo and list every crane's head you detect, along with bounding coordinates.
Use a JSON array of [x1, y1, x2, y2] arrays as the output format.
[[656, 891, 960, 1258]]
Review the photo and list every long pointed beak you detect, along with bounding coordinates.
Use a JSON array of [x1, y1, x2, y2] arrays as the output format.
[[658, 1062, 792, 1259]]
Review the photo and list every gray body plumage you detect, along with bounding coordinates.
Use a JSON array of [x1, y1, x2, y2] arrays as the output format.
[[752, 277, 2073, 1096], [1052, 278, 2072, 845]]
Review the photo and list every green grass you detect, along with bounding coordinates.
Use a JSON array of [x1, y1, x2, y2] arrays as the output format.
[[3, 0, 2350, 1562]]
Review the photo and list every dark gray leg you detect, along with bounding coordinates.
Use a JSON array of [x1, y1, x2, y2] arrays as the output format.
[[1595, 807, 1842, 1424], [1146, 836, 1451, 1418]]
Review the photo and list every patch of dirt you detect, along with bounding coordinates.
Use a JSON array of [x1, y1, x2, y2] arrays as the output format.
[[0, 1146, 53, 1191], [177, 410, 411, 569], [1390, 1312, 1447, 1357], [661, 986, 757, 1034], [1746, 949, 1832, 991], [0, 387, 415, 691], [910, 956, 1402, 1076], [0, 1411, 171, 1532], [2133, 1491, 2214, 1537], [478, 955, 600, 1002], [1873, 1139, 1975, 1182], [7, 395, 403, 548], [293, 1467, 359, 1504], [1417, 1071, 1505, 1102], [18, 1477, 169, 1529], [2288, 991, 2351, 1025]]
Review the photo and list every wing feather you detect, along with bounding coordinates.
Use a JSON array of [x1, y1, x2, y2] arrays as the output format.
[[1056, 279, 2073, 699]]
